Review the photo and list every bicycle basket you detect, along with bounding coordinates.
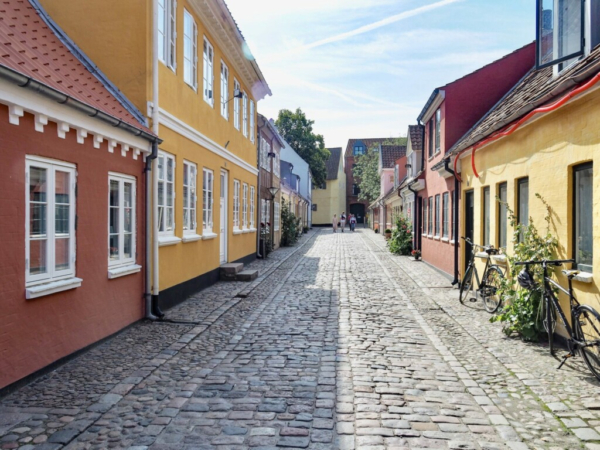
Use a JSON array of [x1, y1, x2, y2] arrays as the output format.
[[517, 268, 536, 290]]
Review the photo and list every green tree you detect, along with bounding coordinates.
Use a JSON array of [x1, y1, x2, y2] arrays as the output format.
[[275, 108, 330, 188], [352, 145, 380, 204]]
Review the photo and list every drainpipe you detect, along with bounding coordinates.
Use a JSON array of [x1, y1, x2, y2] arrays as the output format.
[[144, 142, 159, 320], [150, 0, 164, 318], [444, 158, 460, 286], [256, 122, 267, 258], [408, 182, 419, 249]]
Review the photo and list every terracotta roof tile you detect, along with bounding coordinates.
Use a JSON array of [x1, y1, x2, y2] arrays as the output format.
[[408, 125, 423, 151], [380, 145, 406, 168], [325, 147, 342, 180], [0, 0, 152, 135]]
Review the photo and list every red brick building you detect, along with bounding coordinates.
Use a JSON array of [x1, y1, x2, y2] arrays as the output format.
[[0, 1, 157, 390]]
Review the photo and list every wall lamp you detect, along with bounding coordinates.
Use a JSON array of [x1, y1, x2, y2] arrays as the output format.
[[224, 88, 243, 104]]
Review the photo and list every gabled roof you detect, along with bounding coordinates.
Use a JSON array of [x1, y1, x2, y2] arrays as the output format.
[[408, 125, 424, 151], [449, 44, 600, 158], [380, 145, 406, 169], [0, 0, 153, 135], [325, 147, 342, 180], [345, 138, 391, 158]]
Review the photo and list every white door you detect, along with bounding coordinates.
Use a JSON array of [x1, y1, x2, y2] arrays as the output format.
[[219, 170, 228, 264]]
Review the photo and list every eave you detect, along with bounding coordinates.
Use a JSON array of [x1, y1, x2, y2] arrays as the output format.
[[417, 89, 445, 123]]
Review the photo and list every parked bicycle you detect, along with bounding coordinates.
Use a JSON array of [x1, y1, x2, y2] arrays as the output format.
[[459, 237, 505, 313], [516, 259, 600, 380]]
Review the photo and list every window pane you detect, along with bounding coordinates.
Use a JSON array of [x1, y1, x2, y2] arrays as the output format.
[[158, 155, 164, 180], [124, 208, 133, 233], [124, 233, 133, 259], [167, 157, 173, 182], [30, 238, 47, 275], [183, 209, 189, 230], [538, 0, 583, 67], [124, 183, 132, 208], [55, 237, 70, 271], [483, 187, 490, 246], [575, 165, 593, 271], [55, 205, 70, 234], [109, 234, 119, 260], [30, 203, 47, 236], [110, 206, 119, 234], [499, 183, 507, 248], [167, 208, 174, 231], [518, 179, 529, 242], [30, 167, 47, 202], [110, 180, 119, 206], [167, 182, 173, 206]]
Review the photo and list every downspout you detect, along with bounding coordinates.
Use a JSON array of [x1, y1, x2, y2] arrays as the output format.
[[256, 122, 267, 258], [145, 142, 159, 320], [151, 0, 164, 318], [444, 158, 460, 286], [408, 182, 419, 250]]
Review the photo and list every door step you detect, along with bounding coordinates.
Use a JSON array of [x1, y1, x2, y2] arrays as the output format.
[[220, 263, 244, 281], [235, 270, 258, 282]]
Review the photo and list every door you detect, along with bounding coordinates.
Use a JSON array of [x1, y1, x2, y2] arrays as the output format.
[[219, 170, 228, 264], [350, 203, 365, 224], [464, 190, 474, 272]]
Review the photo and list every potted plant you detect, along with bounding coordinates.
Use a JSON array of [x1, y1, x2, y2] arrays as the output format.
[[384, 228, 392, 239], [411, 249, 421, 260]]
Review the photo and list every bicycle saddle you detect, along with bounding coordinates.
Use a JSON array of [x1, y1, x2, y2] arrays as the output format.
[[484, 247, 499, 255], [562, 270, 580, 279]]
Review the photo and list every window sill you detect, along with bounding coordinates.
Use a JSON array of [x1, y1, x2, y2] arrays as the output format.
[[108, 264, 142, 279], [441, 237, 449, 242], [242, 228, 251, 234], [434, 236, 440, 241], [202, 232, 218, 240], [182, 234, 202, 243], [26, 277, 83, 299], [233, 229, 243, 235], [450, 240, 455, 245], [248, 228, 257, 233], [492, 254, 507, 264], [476, 252, 489, 259], [158, 235, 181, 247], [567, 271, 593, 283], [427, 235, 433, 239]]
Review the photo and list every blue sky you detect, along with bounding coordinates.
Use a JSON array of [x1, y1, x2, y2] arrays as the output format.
[[226, 0, 534, 148]]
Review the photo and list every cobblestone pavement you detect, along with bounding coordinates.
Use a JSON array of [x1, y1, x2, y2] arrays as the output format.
[[2, 229, 600, 449]]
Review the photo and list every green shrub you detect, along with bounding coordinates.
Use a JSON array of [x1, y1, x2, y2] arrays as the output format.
[[388, 216, 413, 256], [281, 202, 301, 247]]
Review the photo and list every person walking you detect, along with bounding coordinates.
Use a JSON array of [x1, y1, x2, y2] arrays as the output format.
[[340, 212, 346, 232], [349, 214, 357, 232], [332, 214, 338, 233]]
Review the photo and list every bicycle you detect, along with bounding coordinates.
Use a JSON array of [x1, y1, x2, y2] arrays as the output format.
[[515, 259, 600, 380], [459, 237, 505, 313]]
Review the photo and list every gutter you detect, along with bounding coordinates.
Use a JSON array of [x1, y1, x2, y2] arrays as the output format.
[[256, 121, 268, 258], [444, 158, 460, 286]]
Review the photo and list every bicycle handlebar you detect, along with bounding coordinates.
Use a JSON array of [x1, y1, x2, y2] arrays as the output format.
[[461, 236, 497, 253], [515, 259, 575, 267]]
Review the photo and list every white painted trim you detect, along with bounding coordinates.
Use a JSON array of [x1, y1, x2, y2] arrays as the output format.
[[182, 233, 202, 243], [202, 231, 218, 240], [421, 90, 445, 123], [158, 107, 258, 175], [233, 229, 243, 235], [158, 235, 182, 246], [26, 277, 83, 299], [563, 270, 593, 283], [475, 252, 489, 259], [108, 264, 142, 279], [492, 254, 507, 264]]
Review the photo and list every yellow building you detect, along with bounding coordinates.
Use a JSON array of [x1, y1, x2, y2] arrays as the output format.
[[449, 41, 600, 338], [312, 148, 346, 226], [40, 0, 271, 309]]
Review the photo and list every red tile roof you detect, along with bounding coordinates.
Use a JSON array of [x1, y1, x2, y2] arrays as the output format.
[[380, 145, 406, 169], [0, 0, 152, 135], [325, 147, 342, 180], [408, 125, 423, 151], [344, 138, 392, 158]]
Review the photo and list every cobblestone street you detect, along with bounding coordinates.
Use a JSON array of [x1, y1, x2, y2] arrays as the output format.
[[2, 229, 600, 449]]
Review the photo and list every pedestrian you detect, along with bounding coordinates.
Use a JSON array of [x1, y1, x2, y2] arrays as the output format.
[[349, 214, 357, 232], [340, 212, 346, 232], [332, 214, 338, 233]]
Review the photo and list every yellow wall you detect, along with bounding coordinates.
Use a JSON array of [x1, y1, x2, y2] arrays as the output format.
[[460, 87, 600, 331], [312, 159, 346, 225]]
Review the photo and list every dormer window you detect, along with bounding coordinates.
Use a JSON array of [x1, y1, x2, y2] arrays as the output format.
[[353, 145, 365, 156]]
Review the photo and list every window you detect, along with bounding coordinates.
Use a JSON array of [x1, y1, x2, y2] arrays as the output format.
[[442, 192, 449, 239], [423, 201, 428, 235], [109, 174, 136, 268], [158, 0, 176, 70], [536, 0, 584, 69], [273, 152, 280, 178], [435, 195, 440, 237], [353, 145, 364, 156], [158, 152, 175, 235], [233, 79, 240, 130], [242, 92, 248, 137], [203, 38, 214, 106], [517, 178, 529, 242], [483, 187, 490, 246], [498, 182, 508, 248], [352, 184, 360, 195], [260, 138, 271, 171], [242, 183, 248, 229], [203, 168, 214, 232], [428, 119, 434, 158], [250, 186, 255, 228], [574, 163, 593, 272], [428, 197, 433, 235], [435, 109, 441, 153], [250, 100, 255, 142], [26, 157, 76, 285], [220, 62, 229, 119], [261, 199, 270, 225], [183, 161, 197, 234], [233, 180, 240, 230], [183, 10, 198, 89], [274, 202, 280, 231]]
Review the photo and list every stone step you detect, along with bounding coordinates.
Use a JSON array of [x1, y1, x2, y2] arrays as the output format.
[[220, 263, 244, 274], [236, 270, 258, 282]]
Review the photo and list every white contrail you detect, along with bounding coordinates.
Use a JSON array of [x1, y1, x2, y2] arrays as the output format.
[[303, 0, 463, 50]]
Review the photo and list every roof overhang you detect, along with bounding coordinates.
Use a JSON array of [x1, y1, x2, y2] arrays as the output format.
[[417, 89, 445, 123], [408, 178, 426, 191], [431, 159, 454, 179]]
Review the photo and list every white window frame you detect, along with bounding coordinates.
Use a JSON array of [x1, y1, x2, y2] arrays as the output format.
[[250, 100, 255, 142], [203, 168, 214, 233], [183, 161, 198, 235], [242, 183, 248, 229], [250, 186, 256, 229], [273, 152, 280, 178], [274, 202, 280, 231], [158, 151, 176, 236], [183, 10, 198, 90], [25, 156, 76, 286], [158, 0, 177, 70], [242, 92, 248, 137], [233, 79, 240, 130], [203, 37, 214, 106], [108, 173, 137, 269], [220, 61, 229, 119], [233, 180, 240, 230]]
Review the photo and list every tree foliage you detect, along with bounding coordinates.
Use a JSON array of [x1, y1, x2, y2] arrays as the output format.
[[388, 216, 413, 255], [275, 108, 330, 188], [280, 202, 301, 247], [352, 145, 380, 204]]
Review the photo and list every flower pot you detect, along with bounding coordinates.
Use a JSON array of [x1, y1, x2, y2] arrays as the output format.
[[384, 232, 392, 240]]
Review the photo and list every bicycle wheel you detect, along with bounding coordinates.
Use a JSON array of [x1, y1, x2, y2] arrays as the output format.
[[459, 265, 475, 305], [482, 266, 504, 313], [575, 306, 600, 381], [543, 295, 557, 354]]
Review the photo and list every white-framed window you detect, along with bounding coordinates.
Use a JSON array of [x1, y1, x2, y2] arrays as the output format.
[[233, 79, 240, 130], [260, 138, 271, 171], [261, 199, 271, 226], [183, 10, 198, 89], [233, 180, 240, 230], [435, 108, 441, 153], [220, 61, 229, 119], [250, 100, 255, 142], [183, 161, 197, 234], [158, 151, 175, 235], [442, 192, 449, 239], [203, 37, 214, 106], [203, 168, 214, 232], [274, 202, 280, 231], [242, 92, 248, 137], [250, 186, 255, 229], [242, 183, 248, 229], [574, 163, 593, 272], [273, 152, 280, 178], [158, 0, 176, 70], [26, 156, 76, 285], [109, 173, 136, 268]]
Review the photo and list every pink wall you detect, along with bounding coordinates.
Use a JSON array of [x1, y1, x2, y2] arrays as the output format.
[[381, 168, 395, 196]]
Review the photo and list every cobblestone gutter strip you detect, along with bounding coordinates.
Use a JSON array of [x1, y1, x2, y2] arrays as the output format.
[[363, 231, 595, 449]]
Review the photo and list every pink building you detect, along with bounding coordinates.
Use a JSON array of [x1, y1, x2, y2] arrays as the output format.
[[371, 145, 406, 230], [414, 42, 535, 282]]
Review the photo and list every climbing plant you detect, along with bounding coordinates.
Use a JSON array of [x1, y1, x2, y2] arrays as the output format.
[[281, 202, 301, 247]]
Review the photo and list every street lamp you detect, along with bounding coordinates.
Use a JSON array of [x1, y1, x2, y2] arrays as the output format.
[[268, 186, 279, 199]]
